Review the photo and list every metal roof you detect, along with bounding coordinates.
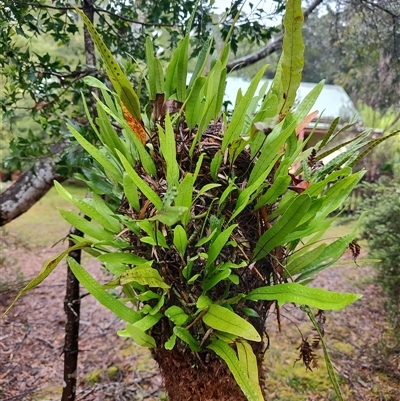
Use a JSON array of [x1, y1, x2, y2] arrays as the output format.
[[223, 77, 362, 123]]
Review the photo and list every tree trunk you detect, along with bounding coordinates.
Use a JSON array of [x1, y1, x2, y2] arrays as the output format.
[[61, 228, 83, 401], [61, 2, 97, 400]]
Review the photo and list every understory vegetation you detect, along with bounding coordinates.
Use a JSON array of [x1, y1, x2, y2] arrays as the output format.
[[360, 182, 400, 336]]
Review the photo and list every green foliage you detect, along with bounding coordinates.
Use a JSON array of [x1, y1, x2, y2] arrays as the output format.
[[302, 306, 344, 401], [4, 1, 385, 400], [301, 6, 400, 113], [1, 0, 281, 171], [360, 183, 400, 332]]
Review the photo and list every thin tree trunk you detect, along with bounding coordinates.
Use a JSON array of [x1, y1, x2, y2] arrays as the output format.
[[61, 2, 97, 400], [61, 228, 83, 401]]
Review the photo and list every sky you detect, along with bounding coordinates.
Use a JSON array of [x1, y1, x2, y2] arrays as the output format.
[[213, 0, 277, 16]]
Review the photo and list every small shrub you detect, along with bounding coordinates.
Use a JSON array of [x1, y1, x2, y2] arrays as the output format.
[[360, 183, 400, 332]]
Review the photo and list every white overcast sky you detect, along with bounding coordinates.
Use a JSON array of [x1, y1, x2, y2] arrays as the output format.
[[213, 0, 277, 15]]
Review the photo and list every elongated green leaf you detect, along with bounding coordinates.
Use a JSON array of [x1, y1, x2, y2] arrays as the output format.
[[119, 266, 170, 288], [278, 0, 304, 120], [93, 96, 156, 176], [318, 117, 340, 151], [92, 193, 121, 229], [158, 113, 179, 186], [230, 155, 279, 222], [296, 227, 359, 281], [203, 304, 261, 342], [122, 324, 156, 348], [196, 60, 223, 136], [177, 36, 189, 102], [237, 341, 264, 401], [145, 37, 157, 100], [302, 306, 345, 401], [59, 209, 115, 241], [165, 333, 177, 350], [148, 206, 188, 226], [252, 95, 279, 146], [149, 294, 165, 315], [83, 75, 110, 92], [165, 36, 189, 101], [317, 172, 364, 219], [175, 173, 194, 226], [185, 76, 206, 129], [286, 243, 327, 276], [207, 339, 260, 401], [153, 58, 164, 94], [76, 199, 120, 233], [173, 326, 200, 351], [173, 225, 188, 257], [96, 103, 126, 160], [284, 217, 335, 244], [97, 252, 147, 265], [196, 294, 213, 309], [292, 80, 324, 125], [133, 313, 163, 331], [195, 183, 221, 200], [254, 175, 291, 210], [136, 221, 169, 248], [316, 130, 369, 164], [188, 36, 213, 88], [248, 119, 296, 186], [165, 306, 189, 326], [202, 269, 232, 292], [222, 65, 268, 151], [68, 257, 142, 323], [3, 241, 92, 316], [210, 150, 223, 181], [67, 124, 121, 183], [304, 167, 351, 196], [349, 130, 400, 168], [54, 182, 120, 233], [74, 6, 141, 122], [123, 173, 140, 212], [215, 67, 227, 117], [116, 150, 163, 210], [253, 194, 311, 261], [246, 283, 362, 311], [206, 224, 238, 268]]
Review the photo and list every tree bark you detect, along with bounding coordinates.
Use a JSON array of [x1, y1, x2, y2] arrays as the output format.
[[61, 228, 83, 401], [226, 0, 325, 72], [0, 140, 68, 226], [61, 2, 97, 400]]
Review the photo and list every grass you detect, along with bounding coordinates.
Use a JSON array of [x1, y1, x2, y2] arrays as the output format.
[[6, 183, 86, 247]]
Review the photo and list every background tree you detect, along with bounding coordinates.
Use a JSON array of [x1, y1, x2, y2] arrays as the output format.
[[0, 0, 281, 224], [301, 0, 400, 114]]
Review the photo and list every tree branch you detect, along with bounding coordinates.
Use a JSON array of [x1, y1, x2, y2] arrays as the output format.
[[94, 6, 177, 27], [13, 1, 178, 27], [0, 140, 68, 227], [226, 0, 325, 72]]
